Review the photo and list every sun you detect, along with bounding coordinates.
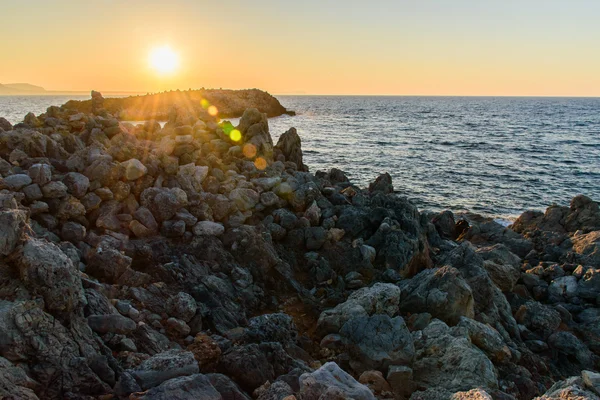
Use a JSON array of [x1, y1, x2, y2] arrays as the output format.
[[149, 46, 179, 74]]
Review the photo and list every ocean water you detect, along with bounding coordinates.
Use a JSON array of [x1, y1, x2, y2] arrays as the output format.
[[266, 96, 600, 218], [1, 95, 599, 218]]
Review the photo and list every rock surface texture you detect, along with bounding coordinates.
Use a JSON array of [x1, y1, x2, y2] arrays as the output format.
[[0, 91, 597, 399]]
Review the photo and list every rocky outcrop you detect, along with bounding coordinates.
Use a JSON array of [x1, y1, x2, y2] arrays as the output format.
[[63, 88, 294, 120], [0, 92, 598, 400]]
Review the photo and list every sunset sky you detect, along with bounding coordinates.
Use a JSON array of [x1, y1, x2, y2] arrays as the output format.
[[2, 0, 599, 96]]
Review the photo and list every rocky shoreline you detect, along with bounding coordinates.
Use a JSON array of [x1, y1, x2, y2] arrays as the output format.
[[62, 89, 294, 121], [0, 92, 598, 400]]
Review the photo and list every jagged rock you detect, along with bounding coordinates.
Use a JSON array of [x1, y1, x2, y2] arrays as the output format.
[[399, 266, 474, 326], [515, 301, 561, 339], [61, 221, 86, 243], [220, 343, 274, 391], [298, 362, 376, 400], [369, 173, 393, 194], [412, 320, 498, 392], [340, 314, 414, 372], [41, 181, 68, 198], [0, 117, 12, 131], [63, 172, 90, 198], [476, 244, 521, 292], [16, 238, 84, 320], [275, 127, 306, 171], [86, 245, 132, 283], [457, 317, 511, 363], [317, 282, 401, 334]]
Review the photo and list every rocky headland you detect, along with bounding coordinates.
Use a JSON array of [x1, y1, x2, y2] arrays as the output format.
[[0, 92, 598, 400], [62, 89, 294, 121]]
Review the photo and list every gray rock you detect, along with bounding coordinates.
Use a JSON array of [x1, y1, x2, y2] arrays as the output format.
[[299, 362, 376, 400], [17, 238, 84, 320], [340, 314, 415, 372], [132, 374, 221, 400], [399, 266, 474, 326], [41, 181, 68, 198], [63, 172, 90, 198], [368, 172, 393, 194], [193, 220, 225, 236], [412, 320, 498, 392], [515, 301, 561, 339], [1, 174, 32, 190], [28, 163, 52, 185], [122, 158, 147, 180], [22, 184, 43, 201], [130, 349, 199, 390], [275, 127, 306, 171], [87, 314, 137, 334], [229, 188, 259, 211], [167, 292, 197, 322], [457, 317, 511, 363]]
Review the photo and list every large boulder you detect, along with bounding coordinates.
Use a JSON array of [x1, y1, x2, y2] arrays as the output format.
[[130, 374, 221, 400], [412, 320, 498, 392], [317, 283, 401, 334], [340, 314, 414, 372], [129, 350, 199, 390], [399, 266, 474, 326], [299, 362, 376, 400], [16, 238, 84, 320]]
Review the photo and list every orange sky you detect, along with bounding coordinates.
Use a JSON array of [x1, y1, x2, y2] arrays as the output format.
[[1, 0, 599, 96]]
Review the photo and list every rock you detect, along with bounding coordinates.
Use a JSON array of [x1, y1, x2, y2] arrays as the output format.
[[229, 188, 259, 211], [0, 117, 12, 131], [1, 174, 32, 190], [167, 292, 197, 322], [432, 210, 458, 240], [317, 282, 401, 334], [220, 344, 274, 392], [193, 221, 225, 236], [177, 164, 209, 194], [187, 334, 222, 367], [535, 375, 600, 400], [134, 206, 159, 232], [41, 181, 68, 198], [161, 219, 186, 237], [457, 317, 511, 363], [298, 362, 376, 400], [340, 314, 414, 372], [399, 266, 474, 326], [304, 201, 321, 226], [451, 389, 494, 400], [141, 188, 186, 222], [582, 370, 600, 396], [412, 320, 498, 392], [260, 191, 279, 207], [305, 226, 327, 250], [245, 313, 297, 344], [358, 370, 392, 394], [22, 184, 43, 201], [131, 374, 222, 400], [87, 314, 137, 334], [86, 246, 132, 283], [275, 127, 306, 171], [91, 90, 104, 114], [165, 317, 191, 337], [63, 172, 89, 198], [387, 365, 415, 399], [17, 238, 84, 320], [476, 244, 521, 292], [28, 163, 52, 185], [61, 221, 86, 243], [207, 373, 251, 400], [130, 349, 200, 390], [0, 209, 28, 256], [369, 173, 393, 194], [515, 301, 561, 339]]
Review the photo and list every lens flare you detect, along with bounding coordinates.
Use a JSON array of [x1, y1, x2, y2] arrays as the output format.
[[230, 129, 241, 142], [254, 157, 267, 170], [149, 46, 179, 74], [200, 99, 210, 109], [208, 105, 218, 116], [243, 144, 257, 158]]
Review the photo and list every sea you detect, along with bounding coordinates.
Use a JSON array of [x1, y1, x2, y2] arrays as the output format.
[[1, 95, 599, 219]]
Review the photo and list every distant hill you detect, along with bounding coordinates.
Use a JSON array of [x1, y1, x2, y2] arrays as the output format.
[[0, 83, 47, 94]]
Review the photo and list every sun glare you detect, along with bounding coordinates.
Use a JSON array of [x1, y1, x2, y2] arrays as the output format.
[[149, 46, 179, 74]]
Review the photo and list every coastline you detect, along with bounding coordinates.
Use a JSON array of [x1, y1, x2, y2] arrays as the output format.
[[0, 91, 598, 399]]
